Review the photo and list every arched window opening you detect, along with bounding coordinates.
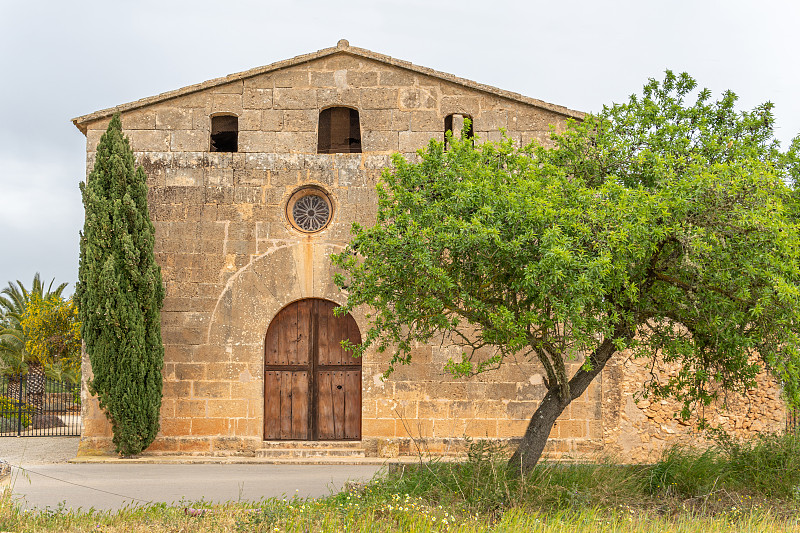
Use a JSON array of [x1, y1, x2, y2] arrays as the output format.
[[318, 107, 361, 154], [210, 115, 238, 153], [444, 113, 474, 149]]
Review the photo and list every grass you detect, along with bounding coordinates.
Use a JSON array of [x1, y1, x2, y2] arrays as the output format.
[[1, 432, 799, 532], [2, 493, 798, 532], [647, 430, 800, 501]]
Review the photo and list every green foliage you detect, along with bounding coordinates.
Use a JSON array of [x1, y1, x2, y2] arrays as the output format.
[[346, 436, 800, 520], [0, 395, 32, 428], [550, 71, 797, 190], [649, 431, 800, 500], [333, 71, 800, 471], [0, 274, 68, 320], [22, 294, 81, 377], [367, 440, 523, 515], [0, 273, 69, 378], [360, 441, 646, 516], [550, 71, 800, 413], [43, 360, 80, 387], [2, 439, 800, 532], [0, 330, 26, 377], [76, 113, 164, 455]]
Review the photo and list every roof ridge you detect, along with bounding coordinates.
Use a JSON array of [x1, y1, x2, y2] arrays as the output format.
[[72, 41, 583, 133]]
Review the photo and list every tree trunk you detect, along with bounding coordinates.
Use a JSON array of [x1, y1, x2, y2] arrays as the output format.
[[507, 387, 570, 476], [26, 363, 46, 413], [6, 376, 22, 405], [507, 335, 622, 476], [2, 374, 25, 434]]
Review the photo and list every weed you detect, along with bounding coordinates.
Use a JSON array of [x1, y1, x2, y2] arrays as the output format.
[[647, 430, 800, 503], [1, 434, 799, 531]]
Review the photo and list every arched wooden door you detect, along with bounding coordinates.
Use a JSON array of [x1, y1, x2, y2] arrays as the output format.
[[264, 299, 362, 440]]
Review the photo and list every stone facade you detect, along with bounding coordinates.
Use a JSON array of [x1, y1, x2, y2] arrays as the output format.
[[73, 41, 788, 459]]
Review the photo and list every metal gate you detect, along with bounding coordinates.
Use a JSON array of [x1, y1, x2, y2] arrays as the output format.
[[0, 374, 80, 437]]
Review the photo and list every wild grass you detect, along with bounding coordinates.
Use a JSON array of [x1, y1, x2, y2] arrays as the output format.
[[647, 430, 800, 501], [366, 432, 800, 518], [1, 431, 798, 532], [2, 490, 798, 533]]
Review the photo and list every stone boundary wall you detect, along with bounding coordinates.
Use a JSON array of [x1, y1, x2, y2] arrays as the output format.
[[601, 354, 787, 464]]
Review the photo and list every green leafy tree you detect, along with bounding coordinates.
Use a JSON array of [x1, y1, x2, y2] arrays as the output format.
[[77, 113, 164, 456], [0, 274, 68, 409], [0, 274, 68, 314], [22, 294, 81, 384], [333, 72, 800, 475]]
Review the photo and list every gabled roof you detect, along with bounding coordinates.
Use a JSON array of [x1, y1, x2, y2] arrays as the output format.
[[72, 39, 584, 134]]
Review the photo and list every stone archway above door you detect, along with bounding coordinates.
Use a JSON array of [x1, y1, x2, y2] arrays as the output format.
[[205, 242, 350, 349], [263, 298, 362, 441]]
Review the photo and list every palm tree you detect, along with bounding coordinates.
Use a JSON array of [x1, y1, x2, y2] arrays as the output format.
[[0, 274, 68, 411], [0, 273, 68, 315], [0, 295, 27, 404], [0, 334, 26, 402]]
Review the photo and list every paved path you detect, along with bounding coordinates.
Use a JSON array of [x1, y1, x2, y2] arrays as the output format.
[[1, 438, 383, 511], [5, 463, 383, 511], [1, 436, 79, 465]]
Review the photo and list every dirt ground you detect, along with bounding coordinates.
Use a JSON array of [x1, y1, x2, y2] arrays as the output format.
[[0, 437, 79, 465]]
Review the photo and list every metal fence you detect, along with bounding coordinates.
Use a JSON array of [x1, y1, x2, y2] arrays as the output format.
[[0, 374, 80, 437]]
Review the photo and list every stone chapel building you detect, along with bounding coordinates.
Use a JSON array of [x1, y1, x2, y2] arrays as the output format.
[[72, 40, 787, 460]]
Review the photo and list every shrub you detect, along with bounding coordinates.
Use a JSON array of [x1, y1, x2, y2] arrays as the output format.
[[0, 395, 32, 429]]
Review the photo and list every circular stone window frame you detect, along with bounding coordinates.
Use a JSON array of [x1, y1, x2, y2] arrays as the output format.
[[285, 185, 335, 234]]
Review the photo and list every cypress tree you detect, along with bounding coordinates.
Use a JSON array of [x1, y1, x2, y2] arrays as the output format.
[[77, 113, 164, 455]]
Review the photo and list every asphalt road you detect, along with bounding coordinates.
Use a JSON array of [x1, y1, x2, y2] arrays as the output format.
[[5, 463, 383, 511], [1, 438, 383, 511]]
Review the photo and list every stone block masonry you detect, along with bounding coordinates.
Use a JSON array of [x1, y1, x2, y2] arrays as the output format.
[[73, 41, 787, 459]]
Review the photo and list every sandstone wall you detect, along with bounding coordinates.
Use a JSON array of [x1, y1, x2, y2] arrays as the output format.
[[77, 47, 786, 460], [77, 50, 588, 457]]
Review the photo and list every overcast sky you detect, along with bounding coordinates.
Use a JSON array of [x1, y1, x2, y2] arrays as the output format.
[[1, 0, 798, 295]]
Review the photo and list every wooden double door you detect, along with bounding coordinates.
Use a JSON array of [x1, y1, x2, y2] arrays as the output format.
[[263, 299, 362, 440]]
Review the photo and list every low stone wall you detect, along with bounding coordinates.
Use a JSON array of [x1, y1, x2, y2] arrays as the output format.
[[603, 355, 787, 463]]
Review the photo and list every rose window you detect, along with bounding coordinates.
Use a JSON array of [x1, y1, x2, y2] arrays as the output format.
[[292, 194, 330, 232], [286, 187, 333, 233]]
